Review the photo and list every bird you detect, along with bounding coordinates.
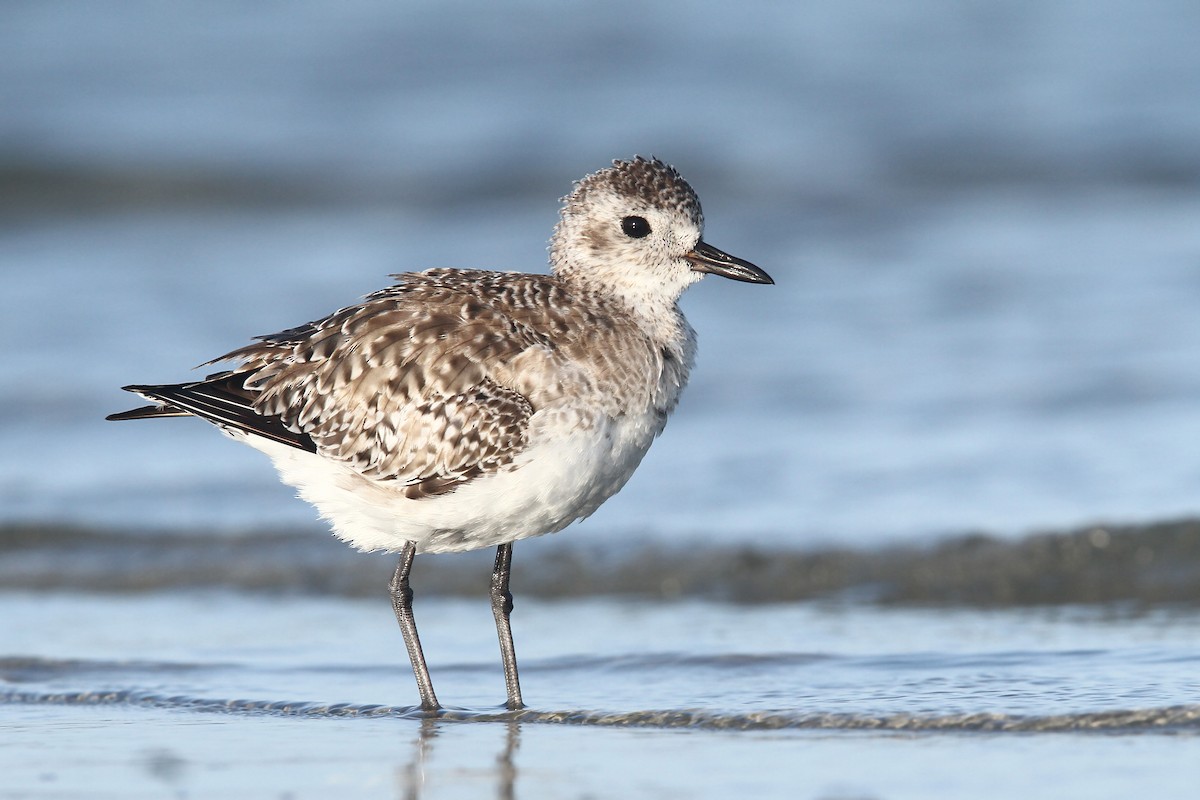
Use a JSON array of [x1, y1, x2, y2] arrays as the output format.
[[108, 156, 773, 712]]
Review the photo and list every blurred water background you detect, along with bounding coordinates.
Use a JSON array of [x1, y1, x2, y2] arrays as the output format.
[[3, 1, 1200, 798], [4, 0, 1200, 546]]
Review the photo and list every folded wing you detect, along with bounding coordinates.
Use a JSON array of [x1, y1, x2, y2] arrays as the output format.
[[111, 271, 556, 499]]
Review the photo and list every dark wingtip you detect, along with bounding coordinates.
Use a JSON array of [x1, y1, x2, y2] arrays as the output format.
[[108, 385, 189, 421], [106, 404, 187, 421], [107, 407, 148, 421], [108, 376, 318, 452]]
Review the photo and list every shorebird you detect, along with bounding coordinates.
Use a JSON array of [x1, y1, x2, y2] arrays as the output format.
[[109, 157, 772, 711]]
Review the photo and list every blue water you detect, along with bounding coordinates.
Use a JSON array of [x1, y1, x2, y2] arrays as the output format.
[[3, 3, 1200, 797], [4, 0, 1200, 546]]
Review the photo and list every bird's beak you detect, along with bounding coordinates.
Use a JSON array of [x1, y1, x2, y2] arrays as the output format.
[[685, 241, 774, 284]]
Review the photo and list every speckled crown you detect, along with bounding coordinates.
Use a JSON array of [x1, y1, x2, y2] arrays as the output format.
[[567, 157, 704, 228]]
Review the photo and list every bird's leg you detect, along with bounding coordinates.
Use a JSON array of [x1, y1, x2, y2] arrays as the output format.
[[491, 542, 524, 710], [389, 542, 440, 712]]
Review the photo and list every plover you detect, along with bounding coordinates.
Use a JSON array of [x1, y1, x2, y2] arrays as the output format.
[[109, 156, 772, 711]]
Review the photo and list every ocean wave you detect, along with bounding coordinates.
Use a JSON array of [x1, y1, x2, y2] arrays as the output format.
[[3, 518, 1200, 606]]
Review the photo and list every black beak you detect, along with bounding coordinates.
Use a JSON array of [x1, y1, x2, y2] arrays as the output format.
[[685, 241, 773, 285]]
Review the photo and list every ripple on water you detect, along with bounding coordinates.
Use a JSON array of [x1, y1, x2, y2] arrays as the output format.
[[3, 690, 1199, 734]]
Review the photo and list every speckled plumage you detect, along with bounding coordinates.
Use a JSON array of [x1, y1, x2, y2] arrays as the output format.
[[227, 268, 683, 489], [110, 156, 771, 709]]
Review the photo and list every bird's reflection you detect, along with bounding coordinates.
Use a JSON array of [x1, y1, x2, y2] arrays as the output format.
[[494, 720, 519, 800], [398, 715, 521, 800]]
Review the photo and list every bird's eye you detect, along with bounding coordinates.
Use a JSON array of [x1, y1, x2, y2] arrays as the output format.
[[621, 216, 651, 239]]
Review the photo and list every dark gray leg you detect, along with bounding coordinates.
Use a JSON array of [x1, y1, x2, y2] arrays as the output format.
[[389, 542, 440, 712], [491, 542, 524, 709]]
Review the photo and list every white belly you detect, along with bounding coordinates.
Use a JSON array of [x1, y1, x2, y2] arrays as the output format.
[[234, 407, 661, 554]]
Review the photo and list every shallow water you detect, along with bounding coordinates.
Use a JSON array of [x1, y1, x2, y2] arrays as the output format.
[[4, 592, 1199, 797], [9, 705, 1199, 800]]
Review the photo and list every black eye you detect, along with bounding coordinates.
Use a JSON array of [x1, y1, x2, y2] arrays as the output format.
[[621, 215, 651, 239]]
